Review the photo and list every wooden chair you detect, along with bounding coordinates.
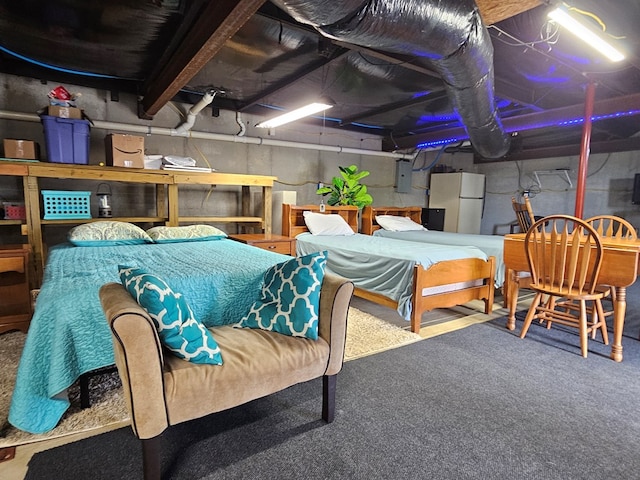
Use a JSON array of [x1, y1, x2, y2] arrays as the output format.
[[506, 196, 536, 307], [586, 215, 637, 240], [511, 196, 535, 233], [519, 215, 609, 358], [561, 215, 637, 335]]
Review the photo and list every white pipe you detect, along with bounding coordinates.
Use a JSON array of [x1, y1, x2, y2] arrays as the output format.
[[172, 90, 217, 136], [0, 110, 415, 160]]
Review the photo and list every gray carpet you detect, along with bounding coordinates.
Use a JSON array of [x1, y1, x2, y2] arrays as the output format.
[[25, 285, 640, 480]]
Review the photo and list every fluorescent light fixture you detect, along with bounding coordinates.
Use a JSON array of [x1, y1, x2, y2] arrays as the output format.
[[548, 6, 625, 62], [256, 101, 333, 128]]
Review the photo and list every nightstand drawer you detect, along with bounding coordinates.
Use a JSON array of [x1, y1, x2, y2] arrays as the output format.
[[256, 241, 292, 255], [228, 234, 296, 256]]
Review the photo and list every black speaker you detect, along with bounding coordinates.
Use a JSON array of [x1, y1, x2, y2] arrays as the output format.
[[633, 174, 640, 205], [421, 208, 445, 231]]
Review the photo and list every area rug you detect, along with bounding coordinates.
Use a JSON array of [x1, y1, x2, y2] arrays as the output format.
[[0, 306, 422, 448]]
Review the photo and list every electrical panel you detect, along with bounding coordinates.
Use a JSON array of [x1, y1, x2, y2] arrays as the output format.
[[395, 160, 412, 193]]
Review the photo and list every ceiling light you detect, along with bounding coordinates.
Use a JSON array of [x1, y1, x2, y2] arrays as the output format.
[[256, 101, 333, 128], [548, 6, 625, 62]]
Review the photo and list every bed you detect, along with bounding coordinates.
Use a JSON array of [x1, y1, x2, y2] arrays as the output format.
[[9, 238, 291, 434], [361, 206, 507, 288], [282, 204, 496, 334]]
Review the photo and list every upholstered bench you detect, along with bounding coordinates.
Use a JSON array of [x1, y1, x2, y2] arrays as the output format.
[[99, 273, 354, 480]]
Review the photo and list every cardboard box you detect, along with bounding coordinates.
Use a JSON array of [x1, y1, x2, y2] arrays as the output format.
[[3, 139, 39, 160], [48, 106, 83, 119], [105, 134, 144, 168]]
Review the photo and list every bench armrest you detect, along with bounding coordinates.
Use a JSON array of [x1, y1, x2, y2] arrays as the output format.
[[99, 282, 169, 438], [318, 273, 354, 375]]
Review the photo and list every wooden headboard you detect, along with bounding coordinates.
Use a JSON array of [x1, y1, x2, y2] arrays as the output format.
[[361, 206, 423, 235], [282, 204, 359, 237]]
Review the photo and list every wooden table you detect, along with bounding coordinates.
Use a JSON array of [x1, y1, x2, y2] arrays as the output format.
[[503, 233, 640, 362]]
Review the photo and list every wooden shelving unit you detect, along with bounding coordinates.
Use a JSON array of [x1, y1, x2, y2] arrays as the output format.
[[0, 162, 276, 285]]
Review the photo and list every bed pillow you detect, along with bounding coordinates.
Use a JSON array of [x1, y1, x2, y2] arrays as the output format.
[[119, 265, 223, 365], [68, 221, 153, 246], [235, 251, 327, 340], [303, 211, 355, 236], [146, 224, 227, 243], [375, 215, 426, 232]]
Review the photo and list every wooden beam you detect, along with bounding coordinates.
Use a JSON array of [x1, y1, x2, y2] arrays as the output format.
[[475, 0, 542, 25], [140, 0, 266, 118], [476, 137, 640, 162]]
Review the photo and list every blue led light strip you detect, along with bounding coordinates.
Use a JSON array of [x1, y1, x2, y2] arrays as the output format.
[[0, 44, 130, 79], [416, 109, 640, 149]]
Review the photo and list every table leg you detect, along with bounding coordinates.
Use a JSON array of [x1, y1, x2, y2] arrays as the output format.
[[610, 286, 626, 362], [506, 268, 519, 331]]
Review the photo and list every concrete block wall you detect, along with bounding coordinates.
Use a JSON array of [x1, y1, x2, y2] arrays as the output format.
[[1, 72, 640, 244]]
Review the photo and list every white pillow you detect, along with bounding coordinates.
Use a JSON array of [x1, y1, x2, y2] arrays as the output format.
[[375, 215, 426, 232], [303, 211, 355, 236]]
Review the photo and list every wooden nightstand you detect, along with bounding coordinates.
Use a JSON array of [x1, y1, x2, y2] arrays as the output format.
[[0, 244, 32, 334], [229, 233, 296, 256]]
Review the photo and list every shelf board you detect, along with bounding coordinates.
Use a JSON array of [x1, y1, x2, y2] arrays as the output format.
[[177, 216, 263, 223], [0, 219, 25, 225], [40, 217, 167, 225]]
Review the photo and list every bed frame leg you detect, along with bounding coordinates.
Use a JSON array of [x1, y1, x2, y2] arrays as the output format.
[[322, 375, 336, 423], [142, 435, 162, 480]]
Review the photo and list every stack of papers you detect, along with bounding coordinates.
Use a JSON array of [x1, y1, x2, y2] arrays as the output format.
[[161, 164, 213, 173]]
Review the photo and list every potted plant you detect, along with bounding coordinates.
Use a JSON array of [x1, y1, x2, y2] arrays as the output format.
[[316, 164, 373, 208]]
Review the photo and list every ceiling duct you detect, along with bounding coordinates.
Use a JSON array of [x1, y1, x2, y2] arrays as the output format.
[[271, 0, 511, 158]]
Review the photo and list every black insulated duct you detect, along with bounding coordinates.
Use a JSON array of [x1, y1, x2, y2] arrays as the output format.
[[271, 0, 511, 158]]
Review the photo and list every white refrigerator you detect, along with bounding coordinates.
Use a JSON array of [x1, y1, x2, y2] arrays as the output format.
[[428, 172, 485, 234]]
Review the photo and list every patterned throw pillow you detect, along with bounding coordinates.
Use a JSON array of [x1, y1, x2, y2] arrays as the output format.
[[68, 221, 153, 246], [146, 224, 227, 243], [236, 251, 327, 340], [119, 266, 223, 365]]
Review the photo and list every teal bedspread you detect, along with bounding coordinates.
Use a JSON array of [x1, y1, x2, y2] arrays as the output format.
[[9, 239, 289, 434], [372, 229, 506, 288], [295, 233, 488, 321]]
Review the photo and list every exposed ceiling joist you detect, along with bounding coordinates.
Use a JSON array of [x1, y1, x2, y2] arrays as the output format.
[[139, 0, 266, 118], [478, 136, 640, 162], [383, 92, 640, 151], [239, 47, 350, 112], [338, 91, 449, 127]]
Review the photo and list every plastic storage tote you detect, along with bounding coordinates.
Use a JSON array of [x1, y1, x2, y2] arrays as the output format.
[[41, 115, 90, 164]]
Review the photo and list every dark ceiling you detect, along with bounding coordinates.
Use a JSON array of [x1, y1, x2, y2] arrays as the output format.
[[1, 0, 640, 162]]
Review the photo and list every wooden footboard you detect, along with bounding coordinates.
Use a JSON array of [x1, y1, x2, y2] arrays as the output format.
[[355, 256, 496, 333], [410, 256, 496, 333]]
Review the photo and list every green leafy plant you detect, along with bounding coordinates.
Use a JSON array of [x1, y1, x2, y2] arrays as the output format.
[[316, 164, 373, 208]]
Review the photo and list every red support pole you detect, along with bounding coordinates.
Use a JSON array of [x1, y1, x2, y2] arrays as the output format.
[[575, 81, 596, 218]]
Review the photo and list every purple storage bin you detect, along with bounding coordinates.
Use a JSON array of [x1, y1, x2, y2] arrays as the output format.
[[41, 115, 90, 164]]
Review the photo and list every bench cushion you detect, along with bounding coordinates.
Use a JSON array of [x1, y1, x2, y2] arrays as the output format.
[[163, 324, 330, 425]]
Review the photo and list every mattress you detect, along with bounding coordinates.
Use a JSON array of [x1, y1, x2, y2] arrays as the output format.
[[372, 229, 506, 288]]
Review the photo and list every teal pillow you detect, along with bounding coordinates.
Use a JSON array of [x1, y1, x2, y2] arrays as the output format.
[[119, 266, 223, 365], [236, 251, 327, 340]]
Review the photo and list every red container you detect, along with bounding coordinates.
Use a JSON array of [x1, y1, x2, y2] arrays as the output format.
[[4, 202, 26, 220]]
